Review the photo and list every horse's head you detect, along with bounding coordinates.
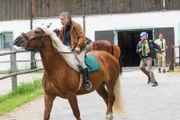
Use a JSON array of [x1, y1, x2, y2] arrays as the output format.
[[14, 27, 47, 52]]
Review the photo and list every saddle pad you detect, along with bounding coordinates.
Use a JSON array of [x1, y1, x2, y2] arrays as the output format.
[[85, 54, 100, 72]]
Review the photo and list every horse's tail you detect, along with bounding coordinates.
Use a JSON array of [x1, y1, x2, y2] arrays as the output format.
[[113, 75, 125, 114]]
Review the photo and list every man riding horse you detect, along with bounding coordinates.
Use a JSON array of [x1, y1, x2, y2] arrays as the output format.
[[59, 11, 92, 91]]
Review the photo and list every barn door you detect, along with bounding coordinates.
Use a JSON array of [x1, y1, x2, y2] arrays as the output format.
[[154, 27, 174, 66], [95, 30, 114, 44]]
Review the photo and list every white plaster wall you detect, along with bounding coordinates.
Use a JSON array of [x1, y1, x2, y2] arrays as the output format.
[[0, 10, 180, 71]]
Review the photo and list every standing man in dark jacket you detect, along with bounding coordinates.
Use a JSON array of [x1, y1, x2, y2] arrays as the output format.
[[136, 32, 162, 87], [59, 11, 92, 91]]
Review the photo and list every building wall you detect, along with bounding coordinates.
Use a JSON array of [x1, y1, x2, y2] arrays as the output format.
[[0, 10, 180, 71]]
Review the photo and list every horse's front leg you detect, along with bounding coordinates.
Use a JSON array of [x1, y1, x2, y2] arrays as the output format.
[[44, 93, 55, 120], [67, 92, 81, 120]]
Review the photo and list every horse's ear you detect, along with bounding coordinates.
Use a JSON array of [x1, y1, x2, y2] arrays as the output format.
[[47, 23, 52, 28]]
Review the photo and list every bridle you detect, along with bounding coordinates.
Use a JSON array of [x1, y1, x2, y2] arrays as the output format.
[[21, 27, 46, 52]]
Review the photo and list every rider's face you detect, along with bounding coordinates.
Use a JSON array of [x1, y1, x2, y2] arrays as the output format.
[[60, 15, 70, 26], [141, 36, 146, 41]]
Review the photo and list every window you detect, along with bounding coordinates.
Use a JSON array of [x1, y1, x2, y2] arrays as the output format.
[[0, 32, 13, 49]]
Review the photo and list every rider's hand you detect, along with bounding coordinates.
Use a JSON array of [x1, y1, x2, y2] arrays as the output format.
[[75, 47, 81, 54]]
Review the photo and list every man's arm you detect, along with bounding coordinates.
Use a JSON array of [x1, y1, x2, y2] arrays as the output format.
[[75, 24, 86, 50], [136, 41, 141, 54], [165, 40, 168, 50], [152, 41, 162, 54]]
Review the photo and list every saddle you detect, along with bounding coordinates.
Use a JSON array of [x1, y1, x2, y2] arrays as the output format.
[[85, 54, 100, 72]]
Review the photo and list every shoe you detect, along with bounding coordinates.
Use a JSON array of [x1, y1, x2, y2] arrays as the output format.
[[85, 80, 92, 91], [147, 77, 151, 84], [152, 82, 158, 87], [82, 68, 92, 91], [163, 69, 166, 73], [158, 68, 161, 73]]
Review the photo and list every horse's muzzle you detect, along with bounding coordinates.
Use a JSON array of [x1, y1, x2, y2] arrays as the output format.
[[14, 36, 26, 48]]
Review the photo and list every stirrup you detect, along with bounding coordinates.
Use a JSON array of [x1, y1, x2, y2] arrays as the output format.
[[85, 81, 92, 91]]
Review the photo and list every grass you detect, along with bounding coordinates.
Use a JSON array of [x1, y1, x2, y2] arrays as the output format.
[[167, 69, 173, 72], [0, 79, 44, 114]]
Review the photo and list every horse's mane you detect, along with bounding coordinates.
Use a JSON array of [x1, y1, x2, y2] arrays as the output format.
[[41, 27, 80, 72]]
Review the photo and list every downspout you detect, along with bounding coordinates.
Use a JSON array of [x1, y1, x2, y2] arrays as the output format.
[[30, 0, 37, 69], [163, 0, 166, 10], [83, 15, 86, 35]]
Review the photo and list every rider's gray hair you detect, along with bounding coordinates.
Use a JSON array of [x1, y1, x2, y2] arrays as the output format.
[[60, 12, 71, 20]]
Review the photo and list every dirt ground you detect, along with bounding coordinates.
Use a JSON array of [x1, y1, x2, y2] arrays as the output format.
[[0, 68, 180, 120]]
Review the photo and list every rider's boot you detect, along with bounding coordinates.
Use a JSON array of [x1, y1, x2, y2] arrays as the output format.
[[82, 68, 92, 91]]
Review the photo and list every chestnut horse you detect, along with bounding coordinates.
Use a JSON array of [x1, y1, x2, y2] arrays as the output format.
[[14, 27, 123, 120]]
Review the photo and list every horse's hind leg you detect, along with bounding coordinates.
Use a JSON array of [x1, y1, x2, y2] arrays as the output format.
[[105, 82, 115, 120], [67, 92, 81, 120], [44, 93, 55, 120], [96, 83, 108, 106], [96, 83, 114, 120]]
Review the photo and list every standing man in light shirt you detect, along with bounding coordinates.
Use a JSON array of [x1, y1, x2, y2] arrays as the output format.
[[155, 33, 168, 73]]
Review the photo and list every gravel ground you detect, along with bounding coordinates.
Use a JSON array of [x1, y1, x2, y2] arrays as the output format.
[[0, 68, 180, 120]]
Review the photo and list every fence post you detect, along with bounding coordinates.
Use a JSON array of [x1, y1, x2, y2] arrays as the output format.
[[10, 49, 17, 92], [179, 45, 180, 66], [170, 45, 174, 71]]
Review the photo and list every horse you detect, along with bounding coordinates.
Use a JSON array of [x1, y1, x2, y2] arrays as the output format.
[[14, 27, 123, 120], [53, 29, 122, 73]]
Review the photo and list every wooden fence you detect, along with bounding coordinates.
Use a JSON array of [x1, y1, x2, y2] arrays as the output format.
[[0, 49, 43, 92]]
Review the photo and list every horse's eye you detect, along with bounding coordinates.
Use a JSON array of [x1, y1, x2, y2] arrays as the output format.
[[34, 31, 40, 34]]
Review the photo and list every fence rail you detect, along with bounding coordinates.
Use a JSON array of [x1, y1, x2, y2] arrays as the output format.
[[0, 49, 43, 92], [0, 60, 42, 63], [0, 49, 26, 56], [0, 68, 43, 80]]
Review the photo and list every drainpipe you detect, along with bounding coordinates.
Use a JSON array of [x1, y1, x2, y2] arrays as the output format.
[[30, 0, 33, 29], [83, 15, 86, 35], [163, 0, 166, 10], [30, 0, 37, 69]]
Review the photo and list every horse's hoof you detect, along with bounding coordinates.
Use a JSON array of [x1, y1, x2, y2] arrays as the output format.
[[105, 113, 114, 120]]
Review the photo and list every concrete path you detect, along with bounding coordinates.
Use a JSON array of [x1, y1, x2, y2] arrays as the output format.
[[0, 68, 180, 120]]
